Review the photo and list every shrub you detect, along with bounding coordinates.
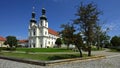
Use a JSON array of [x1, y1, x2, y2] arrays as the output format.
[[0, 47, 2, 52], [4, 47, 16, 51], [110, 46, 120, 51]]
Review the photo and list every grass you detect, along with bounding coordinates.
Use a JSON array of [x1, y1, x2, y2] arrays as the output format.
[[15, 48, 74, 52], [0, 52, 87, 61]]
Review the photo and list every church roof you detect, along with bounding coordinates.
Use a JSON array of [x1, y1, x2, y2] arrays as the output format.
[[0, 36, 6, 41], [48, 28, 59, 36], [18, 40, 28, 43]]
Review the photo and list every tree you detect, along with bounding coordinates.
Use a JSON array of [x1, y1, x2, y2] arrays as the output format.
[[60, 23, 84, 57], [4, 36, 18, 48], [73, 33, 83, 57], [99, 31, 110, 48], [94, 25, 110, 49], [55, 38, 62, 48], [74, 2, 101, 56], [60, 23, 75, 49], [111, 36, 120, 47]]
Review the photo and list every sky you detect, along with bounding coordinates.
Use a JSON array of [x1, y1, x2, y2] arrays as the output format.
[[0, 0, 120, 39]]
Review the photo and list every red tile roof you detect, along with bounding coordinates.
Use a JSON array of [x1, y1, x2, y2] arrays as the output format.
[[18, 40, 28, 43], [48, 28, 59, 36], [0, 36, 6, 41]]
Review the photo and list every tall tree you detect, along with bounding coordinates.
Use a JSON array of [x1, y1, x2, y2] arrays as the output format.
[[4, 36, 18, 48], [60, 23, 75, 49], [74, 2, 101, 56], [55, 38, 62, 48]]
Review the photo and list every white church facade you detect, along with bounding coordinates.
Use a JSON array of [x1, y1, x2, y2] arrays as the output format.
[[28, 8, 59, 48]]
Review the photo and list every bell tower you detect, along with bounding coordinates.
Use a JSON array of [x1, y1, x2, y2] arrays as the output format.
[[39, 8, 48, 48], [39, 8, 48, 28], [28, 7, 38, 48]]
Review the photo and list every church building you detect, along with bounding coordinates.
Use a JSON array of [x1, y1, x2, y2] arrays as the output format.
[[28, 7, 59, 48]]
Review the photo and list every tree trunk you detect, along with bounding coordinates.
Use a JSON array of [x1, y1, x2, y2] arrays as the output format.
[[9, 45, 13, 48], [97, 45, 100, 50], [76, 45, 82, 57], [88, 46, 91, 56], [78, 47, 83, 57], [67, 44, 69, 49]]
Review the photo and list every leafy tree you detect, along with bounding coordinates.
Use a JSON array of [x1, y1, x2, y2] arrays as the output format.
[[60, 23, 84, 57], [74, 2, 101, 56], [99, 31, 110, 48], [60, 23, 75, 49], [4, 36, 18, 48], [111, 36, 120, 47], [73, 33, 83, 57], [55, 38, 62, 48]]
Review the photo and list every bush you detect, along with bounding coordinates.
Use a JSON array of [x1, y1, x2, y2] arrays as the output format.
[[3, 47, 16, 51], [16, 45, 23, 48], [115, 47, 120, 51], [0, 47, 7, 50], [48, 54, 78, 60], [0, 48, 2, 52], [110, 46, 120, 51]]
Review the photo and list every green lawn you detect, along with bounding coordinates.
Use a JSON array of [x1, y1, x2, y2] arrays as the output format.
[[15, 48, 74, 52], [0, 52, 87, 61], [91, 47, 105, 51]]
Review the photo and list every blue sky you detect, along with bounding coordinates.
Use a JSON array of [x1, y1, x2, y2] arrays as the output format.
[[0, 0, 120, 39]]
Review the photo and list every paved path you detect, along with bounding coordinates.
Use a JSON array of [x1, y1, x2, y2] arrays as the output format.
[[0, 50, 120, 68]]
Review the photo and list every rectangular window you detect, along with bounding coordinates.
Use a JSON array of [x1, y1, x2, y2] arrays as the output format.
[[48, 41, 50, 44]]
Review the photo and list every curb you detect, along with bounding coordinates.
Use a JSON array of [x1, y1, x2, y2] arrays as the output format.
[[46, 55, 106, 66], [0, 56, 46, 66], [0, 55, 105, 66]]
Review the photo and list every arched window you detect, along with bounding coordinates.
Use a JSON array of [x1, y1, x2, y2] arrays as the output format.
[[33, 29, 36, 35], [45, 23, 47, 27], [45, 31, 47, 35], [41, 21, 43, 26], [33, 43, 35, 48]]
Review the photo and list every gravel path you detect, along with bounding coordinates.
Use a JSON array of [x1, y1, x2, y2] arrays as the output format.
[[0, 50, 120, 68]]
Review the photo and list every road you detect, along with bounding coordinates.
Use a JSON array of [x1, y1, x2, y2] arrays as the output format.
[[0, 50, 120, 68]]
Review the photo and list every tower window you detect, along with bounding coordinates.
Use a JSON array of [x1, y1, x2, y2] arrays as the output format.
[[33, 29, 36, 35], [45, 31, 47, 35], [41, 21, 43, 26], [45, 23, 47, 27]]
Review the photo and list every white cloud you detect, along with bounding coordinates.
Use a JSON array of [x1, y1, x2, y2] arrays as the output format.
[[102, 19, 120, 30], [102, 18, 120, 36]]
